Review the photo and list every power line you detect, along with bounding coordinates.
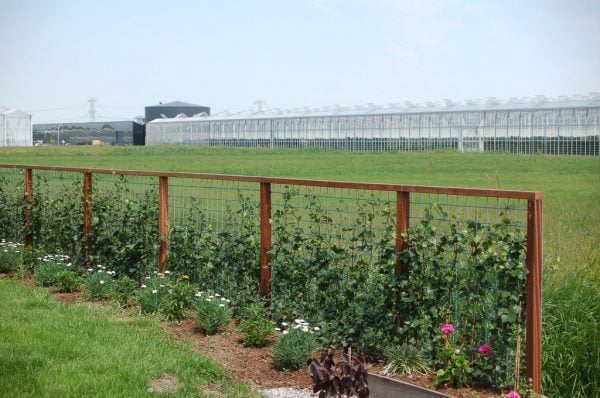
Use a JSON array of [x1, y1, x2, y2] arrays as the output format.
[[25, 105, 87, 113]]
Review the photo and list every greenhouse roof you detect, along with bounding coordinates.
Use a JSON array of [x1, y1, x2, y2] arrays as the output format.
[[0, 107, 31, 116], [148, 94, 600, 124]]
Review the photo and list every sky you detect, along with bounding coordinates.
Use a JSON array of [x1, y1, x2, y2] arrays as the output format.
[[1, 0, 599, 123]]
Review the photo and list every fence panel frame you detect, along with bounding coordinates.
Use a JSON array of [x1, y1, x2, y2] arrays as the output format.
[[0, 163, 543, 393]]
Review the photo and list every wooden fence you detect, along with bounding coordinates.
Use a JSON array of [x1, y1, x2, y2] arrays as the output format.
[[0, 163, 543, 392]]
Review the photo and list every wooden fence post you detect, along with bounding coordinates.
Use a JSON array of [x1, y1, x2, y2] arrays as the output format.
[[83, 172, 92, 266], [260, 182, 272, 295], [24, 168, 33, 247], [395, 191, 410, 275], [158, 176, 169, 274], [526, 197, 543, 393]]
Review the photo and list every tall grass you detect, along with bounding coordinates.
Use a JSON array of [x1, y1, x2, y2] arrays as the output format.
[[0, 279, 258, 398], [542, 255, 600, 398]]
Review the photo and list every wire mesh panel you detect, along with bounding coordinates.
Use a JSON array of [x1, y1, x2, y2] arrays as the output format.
[[30, 170, 83, 261], [406, 193, 529, 386], [167, 177, 261, 308], [88, 173, 159, 278], [269, 184, 398, 355], [0, 168, 25, 242]]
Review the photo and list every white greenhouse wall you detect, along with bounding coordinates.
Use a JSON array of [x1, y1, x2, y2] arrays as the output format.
[[146, 103, 600, 156], [0, 109, 33, 147]]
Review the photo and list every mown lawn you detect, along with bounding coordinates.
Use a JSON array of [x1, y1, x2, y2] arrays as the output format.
[[0, 279, 258, 398]]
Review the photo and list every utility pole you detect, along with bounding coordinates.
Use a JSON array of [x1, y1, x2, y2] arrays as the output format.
[[88, 98, 97, 122]]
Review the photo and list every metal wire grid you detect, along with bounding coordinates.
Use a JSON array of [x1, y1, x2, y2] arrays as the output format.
[[30, 170, 84, 254], [271, 184, 397, 244], [91, 173, 158, 206], [409, 193, 528, 230], [0, 168, 25, 242], [168, 178, 260, 232]]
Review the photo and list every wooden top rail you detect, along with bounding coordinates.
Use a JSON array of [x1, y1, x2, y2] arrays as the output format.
[[0, 164, 543, 200]]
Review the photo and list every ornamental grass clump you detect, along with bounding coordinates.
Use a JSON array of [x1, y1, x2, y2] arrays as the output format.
[[382, 344, 430, 378], [194, 291, 232, 335], [272, 319, 318, 370]]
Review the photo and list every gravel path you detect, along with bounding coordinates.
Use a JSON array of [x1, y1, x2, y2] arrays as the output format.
[[262, 387, 314, 398]]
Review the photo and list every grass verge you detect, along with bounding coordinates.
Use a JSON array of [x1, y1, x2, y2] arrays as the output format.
[[0, 279, 258, 398]]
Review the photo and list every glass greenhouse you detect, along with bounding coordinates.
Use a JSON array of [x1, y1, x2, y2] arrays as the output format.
[[146, 96, 600, 156], [0, 108, 32, 147]]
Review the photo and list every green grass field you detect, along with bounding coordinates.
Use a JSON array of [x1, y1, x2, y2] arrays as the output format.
[[2, 146, 598, 271], [1, 145, 599, 397], [0, 279, 258, 398]]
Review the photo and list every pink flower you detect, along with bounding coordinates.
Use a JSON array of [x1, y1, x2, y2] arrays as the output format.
[[477, 344, 492, 356], [441, 323, 455, 334], [507, 391, 521, 398]]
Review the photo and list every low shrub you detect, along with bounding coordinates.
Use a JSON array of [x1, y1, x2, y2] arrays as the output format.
[[138, 274, 169, 314], [240, 318, 274, 347], [54, 270, 82, 293], [137, 273, 196, 320], [34, 255, 71, 287], [0, 240, 23, 273], [194, 291, 232, 335], [159, 275, 196, 320], [111, 275, 138, 307], [85, 265, 116, 301], [273, 327, 317, 370]]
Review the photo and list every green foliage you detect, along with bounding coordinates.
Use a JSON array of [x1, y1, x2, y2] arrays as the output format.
[[30, 176, 85, 265], [273, 328, 317, 370], [89, 176, 159, 281], [168, 193, 261, 310], [0, 174, 24, 243], [542, 260, 600, 398], [398, 205, 527, 387], [85, 266, 116, 301], [54, 270, 82, 293], [239, 304, 274, 347], [270, 189, 399, 358], [34, 255, 71, 287], [434, 347, 472, 388], [382, 344, 430, 377], [194, 292, 233, 335], [0, 241, 23, 273], [160, 275, 197, 320], [137, 273, 196, 320], [138, 275, 167, 314], [110, 275, 138, 307]]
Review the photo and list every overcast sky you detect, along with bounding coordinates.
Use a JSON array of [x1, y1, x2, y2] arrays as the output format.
[[1, 0, 599, 123]]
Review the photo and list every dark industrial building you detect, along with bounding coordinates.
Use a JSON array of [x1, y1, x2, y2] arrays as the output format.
[[33, 121, 143, 146]]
